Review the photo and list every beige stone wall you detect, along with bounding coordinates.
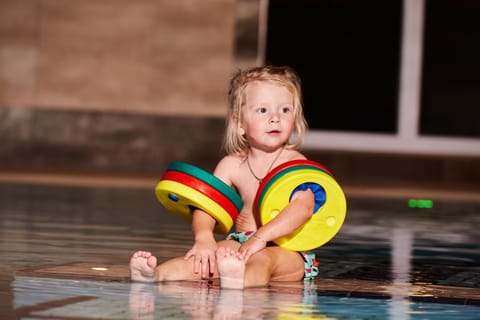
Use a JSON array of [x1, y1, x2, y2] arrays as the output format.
[[0, 0, 236, 117]]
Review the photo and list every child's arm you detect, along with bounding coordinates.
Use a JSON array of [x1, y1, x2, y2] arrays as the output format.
[[238, 188, 315, 261], [183, 155, 236, 276], [183, 209, 217, 278]]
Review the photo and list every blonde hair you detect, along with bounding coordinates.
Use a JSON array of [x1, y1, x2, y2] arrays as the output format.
[[223, 65, 308, 156]]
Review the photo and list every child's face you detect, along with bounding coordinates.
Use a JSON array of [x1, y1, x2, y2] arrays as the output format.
[[240, 81, 295, 151]]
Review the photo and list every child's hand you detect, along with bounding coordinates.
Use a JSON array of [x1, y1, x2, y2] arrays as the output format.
[[237, 234, 267, 261], [184, 238, 217, 279]]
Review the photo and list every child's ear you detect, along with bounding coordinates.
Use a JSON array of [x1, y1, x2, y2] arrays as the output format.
[[232, 114, 246, 136], [238, 124, 245, 136]]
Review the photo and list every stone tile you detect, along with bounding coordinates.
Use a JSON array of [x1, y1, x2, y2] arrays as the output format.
[[0, 0, 38, 106], [149, 0, 235, 116], [0, 1, 38, 45], [35, 0, 234, 116], [0, 108, 225, 172]]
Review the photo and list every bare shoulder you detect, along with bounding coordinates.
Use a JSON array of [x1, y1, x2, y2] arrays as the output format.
[[213, 154, 243, 186], [215, 154, 243, 171], [281, 148, 308, 163]]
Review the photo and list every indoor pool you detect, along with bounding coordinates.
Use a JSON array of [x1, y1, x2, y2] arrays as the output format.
[[0, 183, 479, 319]]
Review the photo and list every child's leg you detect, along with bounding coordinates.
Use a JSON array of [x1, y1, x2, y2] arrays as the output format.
[[130, 240, 241, 282], [216, 246, 305, 289], [130, 251, 204, 282]]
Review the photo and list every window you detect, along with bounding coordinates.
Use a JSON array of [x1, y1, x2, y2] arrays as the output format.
[[266, 0, 402, 133], [262, 0, 480, 155], [420, 0, 480, 138]]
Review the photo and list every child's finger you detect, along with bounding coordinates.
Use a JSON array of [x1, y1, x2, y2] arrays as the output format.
[[194, 256, 202, 274], [236, 247, 247, 261], [184, 250, 193, 261], [200, 254, 213, 278], [209, 255, 216, 276], [243, 250, 252, 261], [201, 257, 209, 278]]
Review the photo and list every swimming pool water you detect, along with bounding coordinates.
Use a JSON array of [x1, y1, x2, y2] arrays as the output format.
[[1, 183, 479, 319]]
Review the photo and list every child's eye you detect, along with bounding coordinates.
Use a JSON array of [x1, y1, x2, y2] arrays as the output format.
[[256, 107, 267, 114], [282, 106, 292, 113]]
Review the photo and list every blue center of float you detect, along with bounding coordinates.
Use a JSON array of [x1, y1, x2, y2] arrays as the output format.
[[168, 193, 179, 202], [289, 182, 326, 214]]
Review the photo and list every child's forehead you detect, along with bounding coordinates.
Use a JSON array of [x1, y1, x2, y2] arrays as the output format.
[[244, 80, 292, 95], [242, 82, 294, 108]]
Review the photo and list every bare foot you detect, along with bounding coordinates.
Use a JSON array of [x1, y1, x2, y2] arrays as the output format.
[[130, 251, 158, 282], [215, 247, 245, 289]]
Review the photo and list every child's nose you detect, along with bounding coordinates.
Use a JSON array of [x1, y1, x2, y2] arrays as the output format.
[[269, 113, 280, 123]]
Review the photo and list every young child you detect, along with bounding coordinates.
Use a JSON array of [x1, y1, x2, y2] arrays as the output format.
[[130, 65, 318, 289]]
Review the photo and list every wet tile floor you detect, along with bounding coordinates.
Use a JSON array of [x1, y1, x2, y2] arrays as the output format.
[[0, 182, 479, 319]]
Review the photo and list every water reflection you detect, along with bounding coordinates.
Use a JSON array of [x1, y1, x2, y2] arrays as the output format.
[[12, 274, 480, 319], [388, 228, 413, 320], [128, 281, 327, 319]]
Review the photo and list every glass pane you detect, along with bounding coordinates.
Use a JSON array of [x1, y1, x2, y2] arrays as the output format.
[[266, 0, 403, 133], [420, 0, 480, 138]]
